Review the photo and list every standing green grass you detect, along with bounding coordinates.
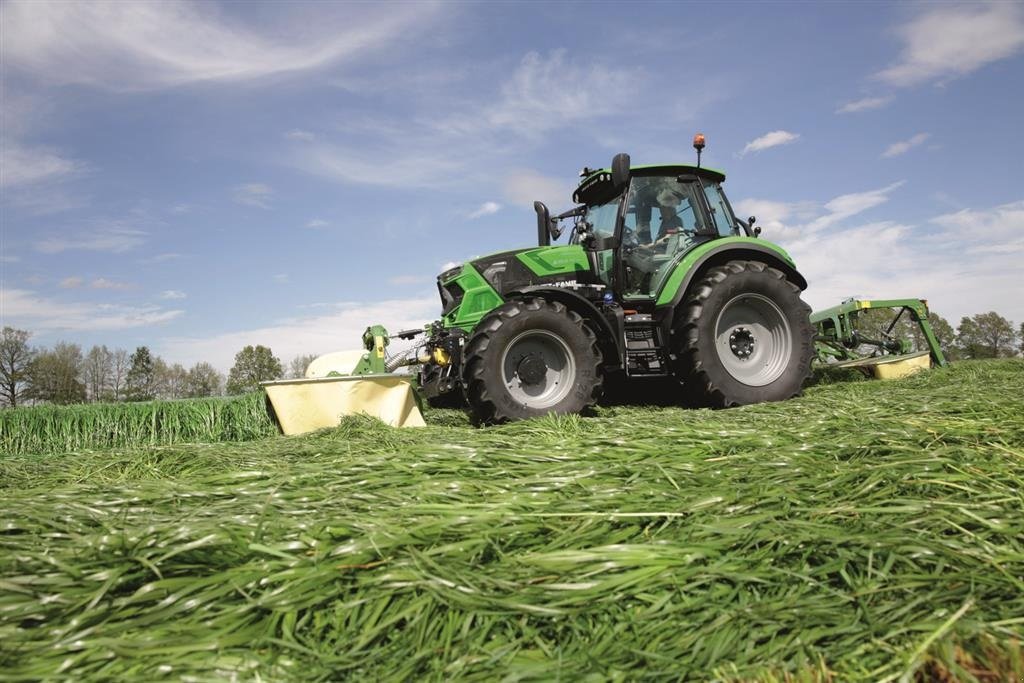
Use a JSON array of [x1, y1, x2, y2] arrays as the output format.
[[0, 392, 277, 455], [0, 361, 1022, 680]]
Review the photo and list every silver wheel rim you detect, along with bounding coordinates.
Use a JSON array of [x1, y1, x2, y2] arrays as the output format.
[[714, 293, 792, 386], [500, 330, 576, 409]]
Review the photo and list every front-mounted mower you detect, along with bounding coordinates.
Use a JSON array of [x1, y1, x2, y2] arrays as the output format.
[[263, 135, 944, 429]]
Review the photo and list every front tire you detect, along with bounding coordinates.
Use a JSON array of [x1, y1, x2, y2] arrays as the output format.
[[674, 260, 813, 407], [463, 298, 602, 424]]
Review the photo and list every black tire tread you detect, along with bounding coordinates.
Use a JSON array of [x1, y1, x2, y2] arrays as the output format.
[[462, 297, 603, 424], [675, 259, 813, 408]]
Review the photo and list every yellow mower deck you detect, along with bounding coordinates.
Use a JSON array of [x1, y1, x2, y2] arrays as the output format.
[[823, 350, 932, 380], [262, 374, 425, 434]]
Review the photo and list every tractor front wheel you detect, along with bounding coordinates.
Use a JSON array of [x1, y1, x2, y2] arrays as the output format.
[[674, 260, 813, 407], [462, 298, 602, 424]]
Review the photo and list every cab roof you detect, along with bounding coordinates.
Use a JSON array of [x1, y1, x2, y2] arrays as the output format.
[[578, 163, 726, 189]]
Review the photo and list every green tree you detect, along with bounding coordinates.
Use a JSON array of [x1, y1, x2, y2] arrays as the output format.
[[185, 362, 223, 397], [924, 312, 956, 360], [125, 346, 157, 401], [25, 342, 86, 404], [288, 353, 318, 379], [226, 345, 283, 394], [956, 312, 1017, 359], [83, 345, 113, 402], [156, 361, 189, 399], [0, 326, 34, 407]]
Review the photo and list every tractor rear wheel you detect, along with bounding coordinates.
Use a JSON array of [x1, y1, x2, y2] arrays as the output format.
[[462, 298, 602, 424], [674, 260, 813, 407]]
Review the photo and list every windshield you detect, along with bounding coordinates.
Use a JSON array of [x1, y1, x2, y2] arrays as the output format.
[[702, 180, 740, 236], [583, 200, 619, 239]]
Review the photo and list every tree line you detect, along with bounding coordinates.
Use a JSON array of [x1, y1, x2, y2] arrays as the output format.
[[2, 309, 1021, 407], [0, 327, 316, 407]]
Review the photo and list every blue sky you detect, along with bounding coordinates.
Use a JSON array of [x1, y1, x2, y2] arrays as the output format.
[[2, 1, 1023, 370]]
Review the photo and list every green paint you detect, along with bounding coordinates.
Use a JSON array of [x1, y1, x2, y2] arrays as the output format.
[[654, 237, 797, 306], [442, 264, 504, 332], [811, 298, 948, 367], [516, 244, 590, 277]]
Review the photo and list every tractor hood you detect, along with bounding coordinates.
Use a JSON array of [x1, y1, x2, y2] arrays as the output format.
[[437, 244, 598, 331], [470, 244, 594, 294]]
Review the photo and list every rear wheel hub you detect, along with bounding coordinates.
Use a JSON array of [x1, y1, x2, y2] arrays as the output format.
[[517, 355, 548, 385]]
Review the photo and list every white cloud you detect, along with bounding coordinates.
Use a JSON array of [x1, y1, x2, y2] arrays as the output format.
[[60, 276, 83, 289], [836, 96, 893, 114], [467, 201, 501, 219], [806, 181, 904, 232], [285, 129, 316, 142], [484, 50, 642, 138], [881, 133, 930, 158], [737, 191, 1024, 325], [35, 227, 147, 254], [503, 169, 573, 209], [272, 273, 290, 284], [740, 130, 800, 156], [1, 288, 184, 332], [0, 142, 83, 188], [930, 200, 1024, 252], [731, 199, 817, 241], [91, 278, 132, 290], [876, 4, 1024, 87], [1, 0, 442, 91], [305, 218, 329, 229], [233, 183, 272, 209], [159, 297, 438, 372], [161, 290, 187, 300]]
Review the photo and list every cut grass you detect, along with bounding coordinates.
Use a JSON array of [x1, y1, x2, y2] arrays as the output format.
[[0, 360, 1021, 680]]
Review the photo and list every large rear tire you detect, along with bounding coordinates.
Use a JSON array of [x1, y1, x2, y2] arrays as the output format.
[[463, 298, 602, 424], [674, 260, 813, 408]]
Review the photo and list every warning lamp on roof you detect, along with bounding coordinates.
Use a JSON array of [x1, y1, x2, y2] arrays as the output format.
[[693, 132, 706, 170]]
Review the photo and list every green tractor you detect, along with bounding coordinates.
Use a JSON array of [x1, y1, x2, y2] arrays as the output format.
[[403, 138, 814, 423]]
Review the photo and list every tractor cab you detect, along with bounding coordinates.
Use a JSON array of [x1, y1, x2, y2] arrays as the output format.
[[570, 164, 745, 300]]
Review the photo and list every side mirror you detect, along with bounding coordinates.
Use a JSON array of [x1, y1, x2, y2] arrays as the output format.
[[611, 152, 630, 189], [534, 201, 550, 246]]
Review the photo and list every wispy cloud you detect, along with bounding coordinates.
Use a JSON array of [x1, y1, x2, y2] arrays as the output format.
[[503, 169, 573, 209], [0, 143, 83, 188], [161, 290, 187, 300], [467, 201, 501, 219], [483, 50, 642, 139], [836, 96, 893, 114], [285, 129, 316, 142], [59, 276, 83, 289], [232, 183, 272, 209], [35, 227, 147, 254], [90, 278, 132, 290], [305, 218, 329, 229], [1, 288, 183, 332], [740, 130, 800, 156], [876, 4, 1024, 87], [272, 273, 290, 284], [807, 181, 904, 231], [882, 133, 930, 158], [2, 0, 443, 91]]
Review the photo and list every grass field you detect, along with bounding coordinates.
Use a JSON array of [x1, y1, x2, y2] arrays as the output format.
[[1, 360, 1022, 680]]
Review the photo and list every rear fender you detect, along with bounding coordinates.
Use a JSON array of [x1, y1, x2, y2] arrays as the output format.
[[654, 242, 808, 339]]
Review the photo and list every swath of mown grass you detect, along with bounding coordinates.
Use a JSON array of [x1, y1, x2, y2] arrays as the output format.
[[0, 360, 1021, 681], [0, 392, 277, 455]]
